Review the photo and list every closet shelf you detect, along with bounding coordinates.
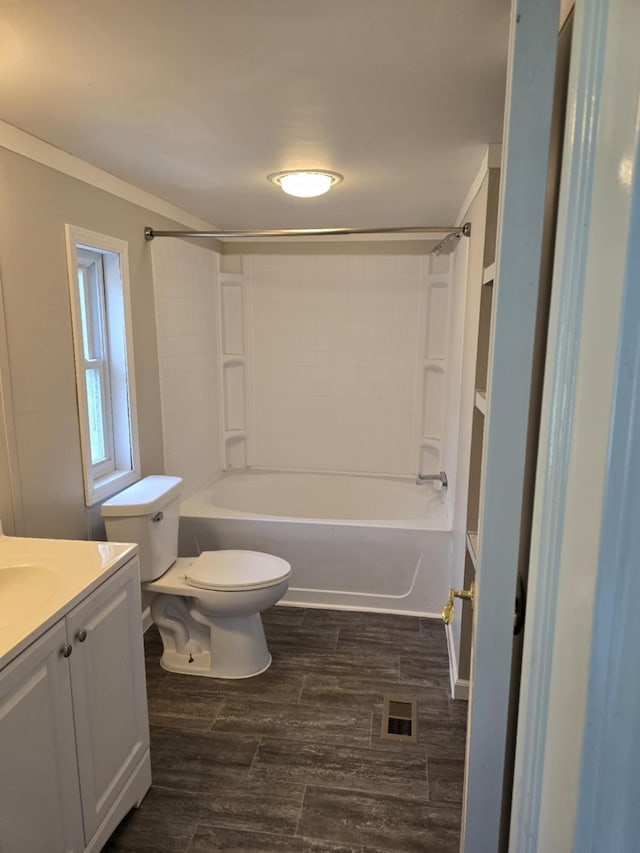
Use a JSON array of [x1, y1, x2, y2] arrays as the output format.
[[475, 389, 487, 415], [483, 263, 496, 286], [222, 355, 245, 366], [466, 531, 479, 571]]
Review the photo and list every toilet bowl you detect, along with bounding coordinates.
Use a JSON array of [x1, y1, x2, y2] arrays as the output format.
[[101, 476, 291, 679], [146, 551, 290, 678]]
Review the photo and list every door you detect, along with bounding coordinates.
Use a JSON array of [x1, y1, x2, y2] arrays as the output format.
[[510, 0, 640, 848], [67, 558, 149, 840], [461, 1, 562, 850], [0, 621, 85, 853]]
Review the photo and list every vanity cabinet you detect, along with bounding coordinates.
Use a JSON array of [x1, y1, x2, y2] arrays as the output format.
[[0, 555, 151, 853]]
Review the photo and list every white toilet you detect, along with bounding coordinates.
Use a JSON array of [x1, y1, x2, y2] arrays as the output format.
[[101, 475, 291, 679]]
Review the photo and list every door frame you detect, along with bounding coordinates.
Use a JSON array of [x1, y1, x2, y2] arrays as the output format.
[[509, 0, 640, 848], [461, 0, 561, 849]]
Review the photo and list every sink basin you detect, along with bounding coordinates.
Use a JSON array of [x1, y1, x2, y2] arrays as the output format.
[[0, 534, 138, 670], [0, 562, 60, 629]]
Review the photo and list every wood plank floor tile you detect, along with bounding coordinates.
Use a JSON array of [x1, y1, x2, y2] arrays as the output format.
[[250, 737, 429, 799], [149, 725, 260, 793], [419, 617, 447, 637], [103, 785, 202, 852], [188, 823, 401, 853], [195, 777, 305, 836], [421, 717, 468, 760], [302, 610, 421, 633], [298, 785, 460, 853], [301, 674, 450, 719], [262, 605, 307, 626], [428, 757, 466, 805], [211, 697, 373, 748], [153, 664, 306, 705], [187, 825, 304, 852], [269, 648, 401, 681], [147, 685, 225, 731], [335, 626, 427, 659], [265, 623, 341, 653]]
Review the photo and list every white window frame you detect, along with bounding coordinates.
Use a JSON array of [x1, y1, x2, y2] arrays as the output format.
[[65, 225, 141, 505]]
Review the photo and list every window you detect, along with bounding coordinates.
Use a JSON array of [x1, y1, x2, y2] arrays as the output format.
[[66, 226, 140, 505]]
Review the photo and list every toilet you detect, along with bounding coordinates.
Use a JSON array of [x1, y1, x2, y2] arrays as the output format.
[[100, 475, 291, 679]]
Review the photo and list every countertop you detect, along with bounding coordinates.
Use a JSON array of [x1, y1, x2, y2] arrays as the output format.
[[0, 534, 137, 670]]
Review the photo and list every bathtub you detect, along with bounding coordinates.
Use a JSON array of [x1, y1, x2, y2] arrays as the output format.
[[178, 471, 452, 617]]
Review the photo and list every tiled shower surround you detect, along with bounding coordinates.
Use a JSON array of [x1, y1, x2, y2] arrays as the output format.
[[151, 239, 221, 496], [251, 253, 421, 474], [220, 251, 455, 478], [152, 245, 457, 484]]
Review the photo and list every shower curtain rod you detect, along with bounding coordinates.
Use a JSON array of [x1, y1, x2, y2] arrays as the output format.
[[144, 223, 471, 242]]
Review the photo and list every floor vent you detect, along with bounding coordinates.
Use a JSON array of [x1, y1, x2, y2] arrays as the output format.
[[381, 696, 418, 743]]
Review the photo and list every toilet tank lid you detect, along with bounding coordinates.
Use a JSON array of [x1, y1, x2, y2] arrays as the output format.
[[100, 475, 183, 517]]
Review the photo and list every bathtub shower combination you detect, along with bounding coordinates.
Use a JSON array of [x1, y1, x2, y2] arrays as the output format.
[[152, 245, 462, 621], [179, 471, 451, 617]]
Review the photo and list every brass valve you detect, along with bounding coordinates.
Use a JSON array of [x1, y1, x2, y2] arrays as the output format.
[[442, 584, 475, 625]]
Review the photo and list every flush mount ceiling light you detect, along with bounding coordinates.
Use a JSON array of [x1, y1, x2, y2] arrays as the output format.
[[267, 170, 344, 198]]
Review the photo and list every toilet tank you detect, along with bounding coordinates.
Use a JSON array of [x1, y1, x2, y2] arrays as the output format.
[[101, 475, 183, 581]]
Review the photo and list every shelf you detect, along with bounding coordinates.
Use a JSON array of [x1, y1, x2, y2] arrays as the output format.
[[483, 263, 496, 285], [466, 531, 478, 571], [475, 389, 487, 416], [222, 355, 245, 366]]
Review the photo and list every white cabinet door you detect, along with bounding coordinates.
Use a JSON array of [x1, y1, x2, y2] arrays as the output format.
[[0, 620, 84, 853], [66, 558, 149, 840]]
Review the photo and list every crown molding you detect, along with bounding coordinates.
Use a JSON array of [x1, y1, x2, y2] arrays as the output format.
[[0, 120, 213, 230]]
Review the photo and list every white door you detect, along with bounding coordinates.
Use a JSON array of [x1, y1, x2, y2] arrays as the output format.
[[461, 1, 562, 850], [67, 559, 149, 840], [509, 0, 640, 848], [0, 620, 85, 853]]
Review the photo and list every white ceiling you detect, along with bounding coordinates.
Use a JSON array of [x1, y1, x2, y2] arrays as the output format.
[[0, 0, 511, 229]]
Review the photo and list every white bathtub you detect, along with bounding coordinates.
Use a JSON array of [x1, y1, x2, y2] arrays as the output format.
[[179, 471, 452, 617]]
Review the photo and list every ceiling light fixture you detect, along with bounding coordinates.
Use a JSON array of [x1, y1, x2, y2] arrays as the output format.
[[267, 170, 344, 198]]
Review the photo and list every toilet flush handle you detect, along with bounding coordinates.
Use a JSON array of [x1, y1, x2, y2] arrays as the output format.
[[152, 511, 164, 523]]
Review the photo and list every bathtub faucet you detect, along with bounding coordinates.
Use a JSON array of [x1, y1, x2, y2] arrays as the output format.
[[416, 471, 448, 490]]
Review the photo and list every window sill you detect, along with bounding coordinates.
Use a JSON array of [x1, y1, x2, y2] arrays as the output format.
[[87, 469, 140, 507]]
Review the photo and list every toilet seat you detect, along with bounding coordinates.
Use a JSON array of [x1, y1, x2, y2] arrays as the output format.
[[185, 549, 291, 592]]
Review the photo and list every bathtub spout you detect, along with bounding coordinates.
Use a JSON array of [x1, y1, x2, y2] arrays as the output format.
[[416, 471, 448, 490]]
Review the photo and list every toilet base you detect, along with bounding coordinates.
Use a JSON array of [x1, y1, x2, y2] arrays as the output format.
[[147, 563, 290, 679], [159, 648, 272, 679], [153, 605, 274, 679]]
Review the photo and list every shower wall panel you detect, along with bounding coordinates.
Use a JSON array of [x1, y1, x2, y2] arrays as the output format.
[[415, 252, 454, 477], [151, 240, 221, 496], [216, 259, 251, 469], [235, 250, 453, 477]]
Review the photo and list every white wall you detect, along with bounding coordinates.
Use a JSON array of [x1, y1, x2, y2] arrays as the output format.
[[151, 240, 222, 497]]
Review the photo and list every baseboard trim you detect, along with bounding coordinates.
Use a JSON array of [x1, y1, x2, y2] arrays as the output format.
[[445, 621, 469, 701], [453, 678, 470, 701]]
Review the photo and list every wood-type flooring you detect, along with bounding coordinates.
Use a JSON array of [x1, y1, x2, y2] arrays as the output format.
[[104, 607, 467, 852]]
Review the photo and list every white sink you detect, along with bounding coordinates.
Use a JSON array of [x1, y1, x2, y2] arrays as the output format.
[[0, 535, 138, 669]]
